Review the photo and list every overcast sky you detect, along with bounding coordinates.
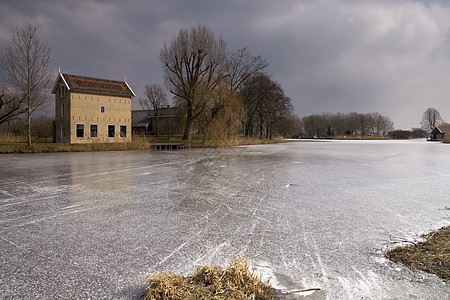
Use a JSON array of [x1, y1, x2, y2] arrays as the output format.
[[1, 0, 450, 129]]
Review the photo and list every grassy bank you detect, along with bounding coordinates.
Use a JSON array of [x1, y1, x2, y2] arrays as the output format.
[[385, 225, 450, 281], [0, 136, 151, 153], [0, 135, 284, 154], [146, 134, 284, 148]]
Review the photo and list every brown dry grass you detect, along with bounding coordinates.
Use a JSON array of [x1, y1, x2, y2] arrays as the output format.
[[0, 134, 283, 154], [142, 254, 273, 300], [443, 135, 450, 143], [0, 135, 151, 153], [385, 226, 450, 281], [152, 135, 285, 148]]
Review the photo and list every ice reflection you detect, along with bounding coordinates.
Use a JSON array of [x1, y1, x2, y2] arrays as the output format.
[[66, 152, 133, 208]]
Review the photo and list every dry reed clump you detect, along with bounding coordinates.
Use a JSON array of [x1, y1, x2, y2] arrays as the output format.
[[142, 254, 273, 300], [385, 225, 450, 281]]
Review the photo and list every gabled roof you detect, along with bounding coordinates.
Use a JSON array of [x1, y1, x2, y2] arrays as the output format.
[[435, 125, 450, 134], [131, 110, 151, 128], [51, 73, 135, 98], [131, 107, 179, 127]]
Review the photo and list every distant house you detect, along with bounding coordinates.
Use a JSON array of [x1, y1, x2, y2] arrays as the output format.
[[132, 106, 182, 135], [52, 73, 135, 144], [430, 125, 450, 141]]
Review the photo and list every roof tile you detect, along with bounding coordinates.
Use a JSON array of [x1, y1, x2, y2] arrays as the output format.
[[54, 73, 134, 97]]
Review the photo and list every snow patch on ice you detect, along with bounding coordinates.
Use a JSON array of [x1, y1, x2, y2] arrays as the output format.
[[252, 262, 285, 290], [337, 269, 383, 299]]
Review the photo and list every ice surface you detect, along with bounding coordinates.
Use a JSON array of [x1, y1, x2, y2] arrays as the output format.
[[0, 140, 449, 299]]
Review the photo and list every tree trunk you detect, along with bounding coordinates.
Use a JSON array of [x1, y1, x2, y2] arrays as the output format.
[[155, 110, 159, 136], [183, 117, 193, 141], [27, 107, 31, 146], [183, 104, 194, 141], [27, 74, 32, 146]]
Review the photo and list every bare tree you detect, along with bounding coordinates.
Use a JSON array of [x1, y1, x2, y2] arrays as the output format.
[[0, 86, 27, 125], [140, 84, 168, 136], [160, 24, 227, 142], [420, 107, 443, 132], [240, 73, 272, 137], [1, 22, 52, 146], [276, 114, 302, 138], [197, 48, 267, 143], [378, 115, 394, 136], [240, 73, 294, 138], [225, 48, 268, 93]]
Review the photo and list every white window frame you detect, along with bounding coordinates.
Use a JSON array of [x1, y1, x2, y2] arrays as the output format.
[[76, 123, 84, 139], [100, 106, 105, 113]]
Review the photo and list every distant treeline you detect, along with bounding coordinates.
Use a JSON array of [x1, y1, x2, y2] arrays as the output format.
[[300, 112, 394, 138]]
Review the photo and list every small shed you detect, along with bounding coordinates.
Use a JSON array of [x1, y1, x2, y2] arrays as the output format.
[[131, 106, 182, 135], [430, 125, 450, 141]]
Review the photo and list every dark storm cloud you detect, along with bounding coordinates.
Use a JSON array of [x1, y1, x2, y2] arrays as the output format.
[[1, 0, 450, 129]]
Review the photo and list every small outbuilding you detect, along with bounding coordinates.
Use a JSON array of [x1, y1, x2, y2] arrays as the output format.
[[132, 106, 182, 135], [430, 125, 450, 141]]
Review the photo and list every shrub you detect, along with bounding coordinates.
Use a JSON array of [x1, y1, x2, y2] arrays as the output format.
[[443, 135, 450, 143]]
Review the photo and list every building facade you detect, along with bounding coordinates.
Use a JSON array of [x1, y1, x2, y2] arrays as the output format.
[[52, 73, 135, 144], [430, 125, 450, 141], [132, 106, 183, 135]]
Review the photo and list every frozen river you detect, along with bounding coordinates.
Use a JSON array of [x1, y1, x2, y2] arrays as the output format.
[[0, 140, 449, 299]]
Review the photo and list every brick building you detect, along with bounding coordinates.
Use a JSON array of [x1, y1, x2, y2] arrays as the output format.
[[52, 73, 135, 143]]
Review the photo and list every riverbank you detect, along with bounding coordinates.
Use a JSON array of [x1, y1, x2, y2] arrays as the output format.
[[0, 135, 284, 154], [385, 225, 450, 281]]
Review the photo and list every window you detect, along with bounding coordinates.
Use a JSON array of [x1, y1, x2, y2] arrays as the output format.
[[61, 124, 65, 139], [100, 106, 105, 113], [108, 125, 115, 138], [61, 103, 65, 117], [120, 125, 127, 138], [76, 124, 84, 138], [60, 86, 65, 98], [90, 124, 98, 138]]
